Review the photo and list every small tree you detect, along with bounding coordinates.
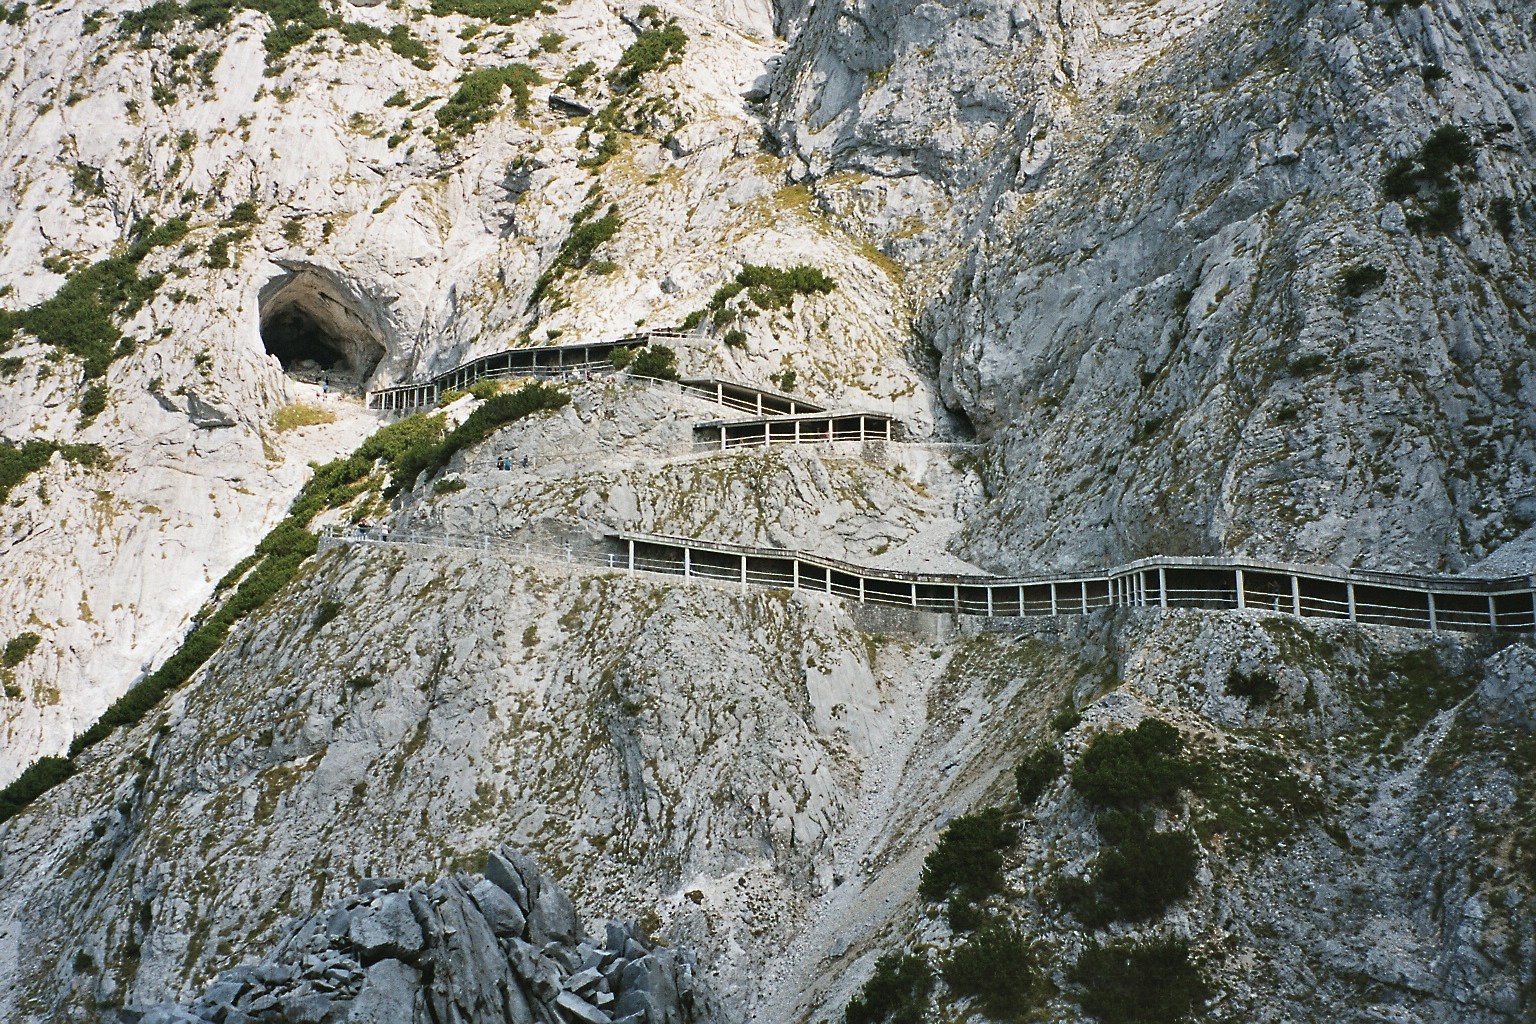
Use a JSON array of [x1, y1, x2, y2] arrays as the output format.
[[630, 344, 678, 380]]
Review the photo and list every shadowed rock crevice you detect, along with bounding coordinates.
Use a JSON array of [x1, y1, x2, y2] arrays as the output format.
[[258, 265, 390, 391]]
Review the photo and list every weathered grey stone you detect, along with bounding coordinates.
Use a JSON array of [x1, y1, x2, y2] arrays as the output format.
[[554, 990, 612, 1024], [345, 959, 421, 1024], [348, 893, 423, 962], [470, 877, 527, 939], [279, 993, 338, 1024], [565, 966, 604, 994], [484, 850, 531, 911]]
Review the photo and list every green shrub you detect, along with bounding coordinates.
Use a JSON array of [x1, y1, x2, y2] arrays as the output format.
[[436, 64, 543, 135], [1057, 830, 1199, 926], [1051, 707, 1082, 732], [387, 23, 432, 65], [738, 263, 835, 309], [918, 807, 1017, 902], [1379, 125, 1476, 235], [610, 345, 635, 369], [469, 379, 503, 400], [1071, 719, 1190, 807], [433, 477, 467, 495], [609, 20, 686, 91], [387, 382, 568, 495], [384, 88, 409, 106], [225, 200, 258, 225], [3, 2, 27, 25], [562, 60, 597, 90], [1338, 264, 1386, 299], [78, 382, 109, 427], [1068, 938, 1210, 1024], [944, 895, 988, 932], [941, 921, 1046, 1020], [1225, 666, 1279, 703], [0, 441, 60, 502], [844, 951, 933, 1024], [2, 632, 42, 667], [313, 599, 342, 628], [0, 218, 185, 379], [1093, 807, 1152, 846], [427, 0, 545, 24], [0, 756, 76, 824], [1015, 746, 1063, 805], [629, 344, 677, 381], [530, 202, 623, 304], [722, 328, 747, 348]]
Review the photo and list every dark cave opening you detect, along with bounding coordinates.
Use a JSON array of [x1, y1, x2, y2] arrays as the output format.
[[261, 306, 353, 375], [257, 269, 388, 391]]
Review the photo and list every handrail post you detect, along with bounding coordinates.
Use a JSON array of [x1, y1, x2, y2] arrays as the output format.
[[740, 554, 747, 593], [1158, 567, 1168, 609], [1050, 583, 1058, 616], [1347, 582, 1357, 622], [1235, 569, 1246, 610], [1291, 575, 1301, 617], [627, 539, 635, 573], [1427, 592, 1438, 633], [1080, 581, 1088, 613], [1489, 594, 1499, 633]]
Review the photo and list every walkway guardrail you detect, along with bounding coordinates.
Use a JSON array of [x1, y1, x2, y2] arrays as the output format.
[[317, 526, 1536, 634]]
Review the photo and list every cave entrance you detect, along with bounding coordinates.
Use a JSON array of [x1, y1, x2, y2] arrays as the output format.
[[258, 267, 388, 391]]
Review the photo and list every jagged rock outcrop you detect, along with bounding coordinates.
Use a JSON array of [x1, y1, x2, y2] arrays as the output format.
[[134, 847, 714, 1024], [772, 0, 1536, 574]]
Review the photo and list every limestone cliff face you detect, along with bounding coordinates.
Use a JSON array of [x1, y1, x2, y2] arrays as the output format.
[[772, 0, 1536, 574], [0, 0, 927, 781]]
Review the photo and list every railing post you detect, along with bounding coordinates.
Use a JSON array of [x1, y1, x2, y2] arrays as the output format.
[[1347, 582, 1357, 622], [910, 583, 917, 609], [792, 558, 799, 592], [986, 587, 994, 616], [1049, 583, 1058, 616], [1489, 594, 1499, 633], [740, 554, 747, 593], [627, 539, 635, 573], [1291, 575, 1301, 617], [1158, 567, 1168, 609], [683, 547, 691, 578], [1080, 581, 1088, 613], [1235, 569, 1246, 610], [1427, 592, 1438, 633], [858, 577, 865, 604], [952, 584, 960, 614]]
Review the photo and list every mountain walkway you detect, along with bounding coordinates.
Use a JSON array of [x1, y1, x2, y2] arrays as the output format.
[[351, 330, 1534, 635]]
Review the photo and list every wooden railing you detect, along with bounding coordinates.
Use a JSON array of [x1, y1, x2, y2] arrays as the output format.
[[319, 527, 1536, 634]]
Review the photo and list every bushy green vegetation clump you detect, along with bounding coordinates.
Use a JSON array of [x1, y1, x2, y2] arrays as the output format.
[[116, 0, 439, 66], [1338, 264, 1387, 300], [918, 807, 1017, 902], [942, 921, 1048, 1020], [609, 19, 686, 91], [1057, 826, 1199, 926], [530, 198, 622, 306], [1015, 745, 1063, 805], [0, 757, 75, 824], [387, 382, 569, 494], [1379, 125, 1476, 235], [436, 64, 543, 135], [0, 217, 188, 379], [844, 951, 933, 1024], [428, 0, 551, 24], [629, 344, 677, 381], [682, 264, 836, 332], [0, 442, 108, 502], [1068, 938, 1210, 1024], [2, 632, 41, 668], [1072, 718, 1190, 807]]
